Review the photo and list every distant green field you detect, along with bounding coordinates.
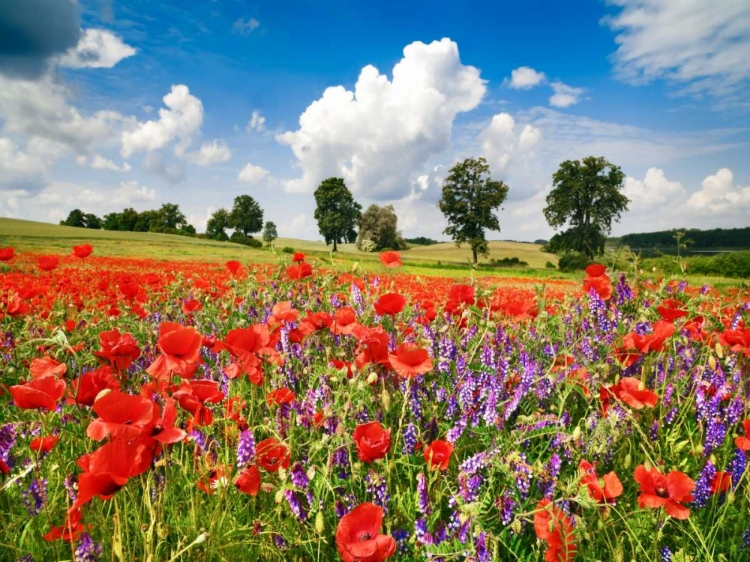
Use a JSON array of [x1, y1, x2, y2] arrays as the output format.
[[0, 218, 566, 278]]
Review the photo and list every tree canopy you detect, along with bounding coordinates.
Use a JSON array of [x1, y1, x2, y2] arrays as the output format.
[[437, 157, 509, 264], [229, 195, 264, 237], [263, 221, 278, 246], [61, 209, 102, 229], [313, 178, 362, 252], [206, 208, 231, 241], [356, 204, 406, 251], [543, 156, 629, 259]]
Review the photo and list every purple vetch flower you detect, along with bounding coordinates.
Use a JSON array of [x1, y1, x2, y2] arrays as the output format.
[[446, 417, 467, 444], [660, 546, 672, 562], [236, 430, 255, 467], [65, 474, 78, 503], [538, 454, 561, 498], [728, 449, 746, 489], [22, 478, 47, 516], [475, 531, 490, 562], [365, 471, 390, 512], [274, 535, 288, 550], [459, 451, 487, 475], [743, 526, 750, 550], [650, 420, 659, 441], [497, 490, 515, 525], [704, 420, 726, 456], [416, 472, 430, 515], [0, 423, 16, 467], [403, 422, 418, 455], [284, 490, 308, 520], [74, 532, 102, 562], [692, 461, 716, 508], [392, 529, 410, 555], [415, 517, 432, 545], [290, 462, 309, 490]]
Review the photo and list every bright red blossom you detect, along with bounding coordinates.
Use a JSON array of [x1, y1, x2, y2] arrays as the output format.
[[255, 438, 290, 472], [423, 440, 453, 471], [578, 460, 623, 504], [72, 244, 93, 259], [379, 251, 402, 268], [388, 343, 432, 378], [336, 502, 396, 562], [10, 376, 66, 411], [634, 464, 695, 520], [353, 422, 391, 464]]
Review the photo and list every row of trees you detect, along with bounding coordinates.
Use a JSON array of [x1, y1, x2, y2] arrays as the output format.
[[62, 204, 196, 235]]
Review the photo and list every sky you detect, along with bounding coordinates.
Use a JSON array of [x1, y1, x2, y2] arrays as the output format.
[[1, 0, 749, 242]]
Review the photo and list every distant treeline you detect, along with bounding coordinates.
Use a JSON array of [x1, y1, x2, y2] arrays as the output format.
[[61, 205, 197, 236], [405, 237, 439, 246], [613, 227, 750, 251]]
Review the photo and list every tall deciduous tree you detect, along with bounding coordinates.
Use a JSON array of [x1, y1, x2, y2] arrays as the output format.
[[84, 214, 102, 229], [356, 204, 406, 251], [229, 195, 264, 237], [61, 209, 86, 228], [313, 178, 362, 252], [156, 203, 187, 230], [437, 157, 509, 264], [206, 208, 231, 240], [543, 156, 629, 259], [262, 221, 278, 246]]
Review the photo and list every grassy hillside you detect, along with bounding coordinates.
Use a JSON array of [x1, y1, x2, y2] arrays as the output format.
[[0, 218, 558, 270]]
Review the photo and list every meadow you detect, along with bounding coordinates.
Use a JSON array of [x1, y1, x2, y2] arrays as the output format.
[[0, 232, 749, 561]]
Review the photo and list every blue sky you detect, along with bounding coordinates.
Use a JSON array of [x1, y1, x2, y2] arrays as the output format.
[[1, 0, 749, 241]]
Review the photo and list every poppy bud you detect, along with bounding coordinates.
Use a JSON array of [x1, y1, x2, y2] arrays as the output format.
[[315, 511, 325, 534], [623, 454, 631, 469], [380, 389, 390, 411], [367, 372, 378, 385], [572, 426, 581, 441], [94, 388, 112, 402], [715, 342, 723, 358], [275, 490, 284, 504], [708, 355, 717, 370], [694, 444, 704, 456], [193, 533, 209, 545]]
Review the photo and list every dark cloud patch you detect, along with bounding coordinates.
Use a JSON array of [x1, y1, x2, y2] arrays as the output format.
[[0, 0, 81, 78]]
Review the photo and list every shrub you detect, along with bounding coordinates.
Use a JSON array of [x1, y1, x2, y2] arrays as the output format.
[[359, 239, 377, 253], [641, 251, 750, 279], [229, 232, 262, 248], [557, 252, 590, 272], [546, 261, 556, 269], [281, 247, 295, 254]]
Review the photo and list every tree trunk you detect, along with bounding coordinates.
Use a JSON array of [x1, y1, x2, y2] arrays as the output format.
[[472, 246, 478, 264], [333, 239, 338, 252]]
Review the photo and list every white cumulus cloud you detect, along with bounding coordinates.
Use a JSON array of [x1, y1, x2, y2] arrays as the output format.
[[58, 29, 136, 69], [480, 113, 542, 176], [121, 85, 203, 158], [508, 66, 547, 89], [687, 168, 750, 213], [246, 110, 266, 132], [76, 154, 132, 172], [188, 140, 231, 166], [549, 82, 585, 108], [623, 167, 686, 208], [237, 163, 270, 185], [276, 38, 486, 199]]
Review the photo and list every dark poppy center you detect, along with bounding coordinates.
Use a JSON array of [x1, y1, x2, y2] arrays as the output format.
[[359, 532, 372, 542], [656, 486, 669, 498]]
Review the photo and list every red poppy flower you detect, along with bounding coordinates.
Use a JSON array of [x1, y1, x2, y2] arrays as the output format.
[[235, 465, 262, 495], [30, 435, 59, 454], [583, 264, 612, 301], [623, 320, 675, 354], [10, 376, 66, 411], [43, 508, 86, 542], [735, 419, 750, 450], [287, 262, 313, 280], [710, 471, 731, 495], [146, 322, 203, 380], [336, 502, 396, 562], [38, 256, 59, 271], [601, 377, 659, 415], [226, 260, 241, 274], [379, 251, 402, 268], [29, 357, 67, 379], [72, 244, 93, 259], [0, 247, 15, 261], [172, 380, 225, 426], [215, 324, 277, 385], [182, 299, 202, 314], [87, 390, 156, 441], [353, 327, 391, 369], [657, 299, 688, 322], [299, 311, 333, 335], [578, 460, 623, 504], [389, 343, 432, 378], [533, 499, 577, 562], [719, 328, 750, 358], [332, 307, 358, 336], [70, 365, 120, 406], [353, 422, 391, 464], [331, 359, 355, 379], [268, 301, 299, 325], [72, 438, 154, 511], [255, 438, 290, 472], [634, 464, 695, 520], [266, 387, 296, 406], [94, 329, 141, 372], [292, 252, 306, 263], [423, 440, 453, 471], [374, 293, 406, 316], [450, 284, 475, 306]]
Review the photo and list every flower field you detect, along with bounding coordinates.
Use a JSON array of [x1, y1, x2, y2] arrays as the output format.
[[1, 246, 749, 561]]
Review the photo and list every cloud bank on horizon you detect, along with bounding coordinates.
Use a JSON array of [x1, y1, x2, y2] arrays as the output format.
[[0, 0, 749, 240]]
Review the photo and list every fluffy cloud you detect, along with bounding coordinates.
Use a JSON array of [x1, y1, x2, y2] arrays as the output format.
[[276, 38, 486, 199], [121, 85, 203, 158], [76, 154, 132, 172], [687, 168, 750, 213], [0, 0, 80, 78], [603, 0, 750, 101], [142, 153, 186, 184], [37, 180, 157, 209], [549, 82, 585, 107], [237, 163, 270, 185], [508, 66, 546, 89], [188, 140, 231, 166], [233, 18, 260, 35], [480, 113, 542, 181], [623, 167, 686, 208], [58, 29, 136, 69], [0, 137, 50, 186], [246, 110, 266, 132]]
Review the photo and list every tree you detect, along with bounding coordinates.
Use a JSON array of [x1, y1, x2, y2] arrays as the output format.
[[228, 195, 264, 237], [118, 208, 140, 231], [103, 212, 121, 231], [313, 178, 362, 252], [437, 157, 509, 264], [262, 221, 278, 246], [206, 208, 231, 241], [84, 213, 102, 229], [543, 156, 629, 259], [134, 210, 158, 232], [154, 203, 187, 231], [61, 209, 86, 228], [356, 204, 406, 251]]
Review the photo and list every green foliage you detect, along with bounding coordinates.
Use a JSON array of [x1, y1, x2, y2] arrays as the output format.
[[229, 195, 264, 237], [356, 204, 406, 251], [642, 250, 750, 278], [206, 208, 231, 241], [545, 261, 556, 269], [544, 156, 629, 259], [437, 157, 509, 264], [405, 236, 439, 246], [229, 232, 263, 248], [83, 213, 102, 229], [262, 221, 278, 246], [281, 246, 295, 254], [557, 252, 591, 272], [358, 238, 377, 253], [154, 203, 188, 231], [615, 226, 750, 253], [488, 256, 528, 267], [60, 209, 86, 228], [313, 177, 362, 252]]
